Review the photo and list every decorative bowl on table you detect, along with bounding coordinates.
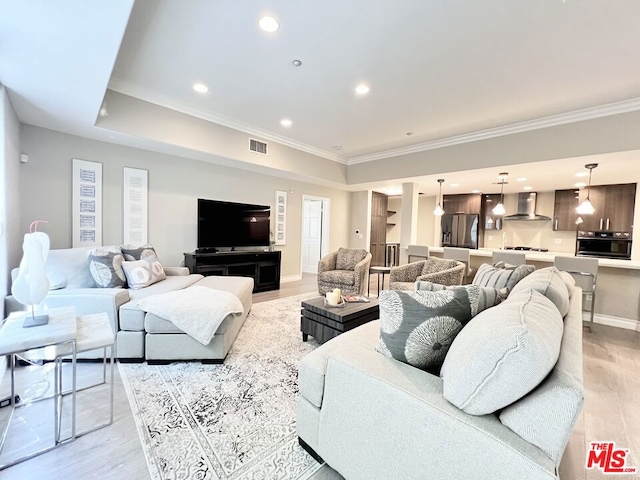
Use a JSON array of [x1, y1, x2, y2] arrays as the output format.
[[323, 296, 346, 308]]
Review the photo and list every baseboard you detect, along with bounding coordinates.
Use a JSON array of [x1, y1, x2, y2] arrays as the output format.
[[281, 274, 303, 283], [583, 312, 640, 332]]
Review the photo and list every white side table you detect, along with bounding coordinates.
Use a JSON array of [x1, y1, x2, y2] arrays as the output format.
[[0, 307, 77, 470]]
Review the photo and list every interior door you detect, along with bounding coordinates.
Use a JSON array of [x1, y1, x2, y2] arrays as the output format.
[[302, 199, 323, 273]]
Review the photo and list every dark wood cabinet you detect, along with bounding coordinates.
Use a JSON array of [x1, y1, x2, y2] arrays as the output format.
[[481, 194, 503, 231], [184, 251, 281, 292], [369, 192, 388, 266], [553, 189, 580, 231], [443, 194, 482, 214], [576, 183, 636, 232]]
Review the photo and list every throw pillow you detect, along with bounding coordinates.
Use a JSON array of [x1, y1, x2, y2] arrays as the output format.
[[414, 281, 507, 315], [122, 255, 166, 290], [89, 246, 126, 288], [509, 267, 571, 317], [335, 247, 367, 271], [376, 289, 476, 374], [120, 244, 157, 261], [440, 288, 564, 415], [472, 262, 535, 291]]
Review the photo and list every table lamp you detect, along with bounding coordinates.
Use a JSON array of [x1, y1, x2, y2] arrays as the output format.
[[11, 221, 50, 327]]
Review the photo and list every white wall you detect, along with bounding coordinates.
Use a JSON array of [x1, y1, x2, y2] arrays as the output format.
[[417, 195, 438, 246], [18, 126, 350, 278], [348, 191, 371, 250]]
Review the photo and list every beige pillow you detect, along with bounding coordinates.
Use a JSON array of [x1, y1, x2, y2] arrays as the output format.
[[509, 267, 571, 317], [122, 255, 166, 289]]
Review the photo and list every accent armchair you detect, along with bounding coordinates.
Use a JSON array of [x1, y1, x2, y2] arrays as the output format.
[[390, 257, 465, 290], [317, 248, 372, 296]]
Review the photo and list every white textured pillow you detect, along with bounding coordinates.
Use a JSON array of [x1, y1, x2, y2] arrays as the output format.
[[509, 267, 571, 317], [122, 255, 166, 290], [441, 288, 564, 415]]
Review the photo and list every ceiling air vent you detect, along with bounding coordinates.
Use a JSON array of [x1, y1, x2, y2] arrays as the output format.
[[249, 138, 268, 155]]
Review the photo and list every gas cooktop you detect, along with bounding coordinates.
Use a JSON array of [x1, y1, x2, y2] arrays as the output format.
[[504, 246, 549, 252]]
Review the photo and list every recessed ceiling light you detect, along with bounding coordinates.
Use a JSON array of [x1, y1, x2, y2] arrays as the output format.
[[471, 189, 480, 194], [332, 145, 342, 150], [574, 182, 587, 187], [406, 132, 413, 136], [193, 83, 209, 93], [523, 186, 533, 190], [355, 84, 370, 95], [576, 171, 589, 177], [292, 59, 302, 67], [517, 177, 527, 182], [450, 183, 459, 187], [280, 118, 292, 127], [258, 16, 279, 32]]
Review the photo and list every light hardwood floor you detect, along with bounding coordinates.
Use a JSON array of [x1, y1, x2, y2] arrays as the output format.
[[1, 274, 638, 480]]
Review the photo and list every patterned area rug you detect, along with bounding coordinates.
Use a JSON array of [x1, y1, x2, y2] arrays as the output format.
[[119, 293, 321, 480]]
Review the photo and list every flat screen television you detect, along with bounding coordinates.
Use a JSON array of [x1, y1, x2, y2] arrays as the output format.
[[197, 198, 270, 250]]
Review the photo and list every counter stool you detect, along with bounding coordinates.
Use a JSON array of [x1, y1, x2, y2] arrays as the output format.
[[443, 247, 473, 284], [407, 245, 429, 263], [554, 256, 598, 331], [491, 251, 526, 266]]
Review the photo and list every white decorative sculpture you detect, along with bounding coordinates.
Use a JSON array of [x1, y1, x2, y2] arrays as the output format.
[[11, 220, 51, 327]]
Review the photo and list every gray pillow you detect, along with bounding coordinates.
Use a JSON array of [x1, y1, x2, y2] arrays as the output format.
[[509, 267, 570, 317], [89, 246, 126, 288], [472, 263, 535, 291], [122, 255, 166, 289], [376, 289, 476, 374], [414, 281, 507, 315], [335, 248, 367, 271], [440, 288, 564, 415], [120, 244, 157, 261]]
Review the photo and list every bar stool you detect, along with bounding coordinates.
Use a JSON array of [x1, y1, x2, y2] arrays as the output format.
[[443, 247, 473, 283], [554, 256, 598, 330], [407, 245, 429, 263], [492, 251, 526, 266]]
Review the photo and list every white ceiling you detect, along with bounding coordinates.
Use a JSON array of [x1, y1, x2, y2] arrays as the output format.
[[2, 0, 640, 193]]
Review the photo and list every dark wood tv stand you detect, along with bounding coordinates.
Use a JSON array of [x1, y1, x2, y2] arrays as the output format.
[[184, 250, 281, 293]]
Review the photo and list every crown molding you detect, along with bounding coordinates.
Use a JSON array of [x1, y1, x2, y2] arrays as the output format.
[[347, 97, 640, 165], [107, 79, 348, 164]]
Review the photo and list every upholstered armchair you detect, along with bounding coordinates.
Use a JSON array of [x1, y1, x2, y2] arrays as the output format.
[[317, 248, 372, 296], [390, 257, 465, 290]]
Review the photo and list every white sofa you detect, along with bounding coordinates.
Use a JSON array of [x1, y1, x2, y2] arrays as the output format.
[[7, 247, 252, 362]]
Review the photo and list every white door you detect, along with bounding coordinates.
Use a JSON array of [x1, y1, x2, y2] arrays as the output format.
[[302, 199, 323, 274]]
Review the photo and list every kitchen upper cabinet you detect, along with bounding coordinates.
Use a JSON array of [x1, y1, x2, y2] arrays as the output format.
[[443, 194, 481, 214], [553, 189, 580, 231], [576, 183, 636, 232], [482, 194, 503, 231]]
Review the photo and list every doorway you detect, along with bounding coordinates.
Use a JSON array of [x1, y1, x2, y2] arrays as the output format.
[[301, 195, 330, 274]]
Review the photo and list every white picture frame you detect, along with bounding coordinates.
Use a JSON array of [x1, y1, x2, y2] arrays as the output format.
[[123, 167, 149, 245], [275, 190, 287, 245], [72, 159, 102, 247]]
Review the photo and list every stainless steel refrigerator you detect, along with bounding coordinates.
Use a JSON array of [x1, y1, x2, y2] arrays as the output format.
[[441, 214, 480, 249]]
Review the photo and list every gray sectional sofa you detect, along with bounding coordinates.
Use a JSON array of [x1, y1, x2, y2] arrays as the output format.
[[297, 273, 584, 479], [7, 247, 252, 362]]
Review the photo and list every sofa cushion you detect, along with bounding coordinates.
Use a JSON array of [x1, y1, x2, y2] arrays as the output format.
[[414, 282, 507, 314], [122, 255, 166, 289], [472, 263, 535, 291], [335, 248, 367, 271], [46, 247, 96, 289], [120, 244, 157, 261], [509, 267, 570, 317], [441, 288, 564, 415], [376, 289, 477, 374], [89, 246, 126, 288], [318, 270, 355, 286]]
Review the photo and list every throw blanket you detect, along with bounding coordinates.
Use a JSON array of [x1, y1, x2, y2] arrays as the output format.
[[137, 286, 244, 345]]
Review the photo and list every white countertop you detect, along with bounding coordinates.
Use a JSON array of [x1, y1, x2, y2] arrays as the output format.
[[428, 246, 640, 270]]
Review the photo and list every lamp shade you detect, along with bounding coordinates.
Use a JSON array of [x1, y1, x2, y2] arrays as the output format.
[[433, 204, 445, 216], [492, 203, 506, 216], [576, 198, 595, 215], [11, 231, 50, 307]]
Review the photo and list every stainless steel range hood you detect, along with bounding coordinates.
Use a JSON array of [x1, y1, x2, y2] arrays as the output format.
[[503, 192, 551, 221]]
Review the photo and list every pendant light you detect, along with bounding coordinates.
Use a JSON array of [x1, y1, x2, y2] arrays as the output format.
[[492, 172, 508, 216], [575, 163, 598, 215], [433, 179, 445, 216]]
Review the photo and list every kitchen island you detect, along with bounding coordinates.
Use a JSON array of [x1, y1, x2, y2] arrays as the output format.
[[428, 247, 640, 330]]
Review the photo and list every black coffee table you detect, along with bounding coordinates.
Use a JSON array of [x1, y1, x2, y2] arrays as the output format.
[[301, 297, 380, 344]]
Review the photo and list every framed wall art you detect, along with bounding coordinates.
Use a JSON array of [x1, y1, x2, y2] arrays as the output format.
[[72, 159, 102, 247], [123, 167, 148, 245], [275, 190, 287, 245]]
